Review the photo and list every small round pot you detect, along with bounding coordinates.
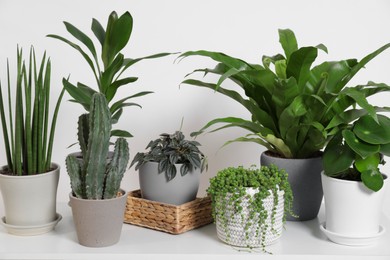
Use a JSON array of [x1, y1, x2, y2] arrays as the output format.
[[260, 151, 323, 221], [0, 164, 60, 235], [139, 161, 200, 205], [69, 189, 127, 247], [215, 187, 285, 247], [321, 172, 388, 243]]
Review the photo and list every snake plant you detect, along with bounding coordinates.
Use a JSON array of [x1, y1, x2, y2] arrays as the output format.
[[0, 47, 64, 175], [179, 29, 390, 159], [66, 93, 129, 199], [48, 11, 172, 138]]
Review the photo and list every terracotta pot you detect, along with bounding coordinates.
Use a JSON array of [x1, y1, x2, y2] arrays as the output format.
[[139, 161, 200, 205], [69, 189, 127, 247], [260, 151, 323, 221]]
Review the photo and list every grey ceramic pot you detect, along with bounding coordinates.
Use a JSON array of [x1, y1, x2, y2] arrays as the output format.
[[139, 161, 200, 205], [69, 189, 127, 247], [260, 151, 323, 221]]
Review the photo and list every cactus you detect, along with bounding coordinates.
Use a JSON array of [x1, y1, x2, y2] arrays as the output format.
[[65, 93, 130, 200]]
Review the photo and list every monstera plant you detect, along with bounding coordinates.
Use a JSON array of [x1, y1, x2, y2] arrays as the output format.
[[48, 11, 172, 138]]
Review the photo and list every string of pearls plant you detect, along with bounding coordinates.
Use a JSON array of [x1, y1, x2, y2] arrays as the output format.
[[207, 165, 295, 252]]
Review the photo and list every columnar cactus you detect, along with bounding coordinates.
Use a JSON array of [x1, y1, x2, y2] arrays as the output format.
[[66, 93, 130, 200]]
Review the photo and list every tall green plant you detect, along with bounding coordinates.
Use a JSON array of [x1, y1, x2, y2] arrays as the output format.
[[179, 29, 390, 159], [65, 93, 129, 199], [0, 47, 64, 175], [48, 11, 172, 138]]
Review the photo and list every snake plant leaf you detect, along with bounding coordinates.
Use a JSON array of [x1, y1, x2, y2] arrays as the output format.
[[278, 29, 298, 60], [354, 115, 390, 144], [286, 46, 318, 90], [361, 169, 384, 192], [323, 134, 355, 176], [380, 143, 390, 157], [91, 18, 105, 46], [64, 21, 97, 59], [342, 129, 380, 159]]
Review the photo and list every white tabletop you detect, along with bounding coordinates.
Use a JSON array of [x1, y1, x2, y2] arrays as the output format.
[[0, 202, 389, 260]]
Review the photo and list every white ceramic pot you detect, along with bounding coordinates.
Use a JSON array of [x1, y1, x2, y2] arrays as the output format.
[[321, 172, 387, 245], [215, 187, 285, 248], [0, 164, 61, 235]]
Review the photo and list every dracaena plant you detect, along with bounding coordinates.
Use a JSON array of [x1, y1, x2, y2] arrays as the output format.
[[48, 11, 172, 138], [130, 131, 208, 181], [178, 29, 390, 159], [323, 114, 390, 192], [0, 47, 64, 175]]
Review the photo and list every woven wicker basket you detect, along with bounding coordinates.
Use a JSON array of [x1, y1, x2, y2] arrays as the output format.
[[215, 187, 285, 247], [124, 190, 213, 234]]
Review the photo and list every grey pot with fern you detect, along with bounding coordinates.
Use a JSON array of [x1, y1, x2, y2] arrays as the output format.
[[0, 47, 64, 235], [66, 93, 130, 247], [131, 131, 207, 205], [179, 29, 390, 220]]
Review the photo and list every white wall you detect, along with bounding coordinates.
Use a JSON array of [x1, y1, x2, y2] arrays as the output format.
[[0, 0, 390, 217]]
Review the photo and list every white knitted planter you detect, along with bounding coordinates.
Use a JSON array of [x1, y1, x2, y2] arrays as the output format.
[[215, 187, 285, 247]]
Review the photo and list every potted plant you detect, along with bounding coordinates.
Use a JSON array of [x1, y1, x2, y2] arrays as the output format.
[[178, 29, 390, 220], [66, 93, 129, 247], [130, 131, 207, 205], [207, 165, 294, 252], [321, 113, 390, 246], [0, 47, 64, 235], [48, 11, 173, 138]]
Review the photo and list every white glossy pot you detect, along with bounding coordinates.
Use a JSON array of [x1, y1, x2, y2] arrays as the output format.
[[321, 172, 387, 245], [0, 164, 61, 235]]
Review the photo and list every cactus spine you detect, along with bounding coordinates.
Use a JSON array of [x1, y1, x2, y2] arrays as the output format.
[[65, 93, 129, 200]]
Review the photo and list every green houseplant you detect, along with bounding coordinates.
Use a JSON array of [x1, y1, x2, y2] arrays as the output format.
[[0, 47, 64, 235], [320, 113, 390, 245], [207, 165, 294, 251], [48, 11, 172, 138], [179, 28, 390, 220], [66, 92, 129, 247], [131, 131, 207, 205]]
